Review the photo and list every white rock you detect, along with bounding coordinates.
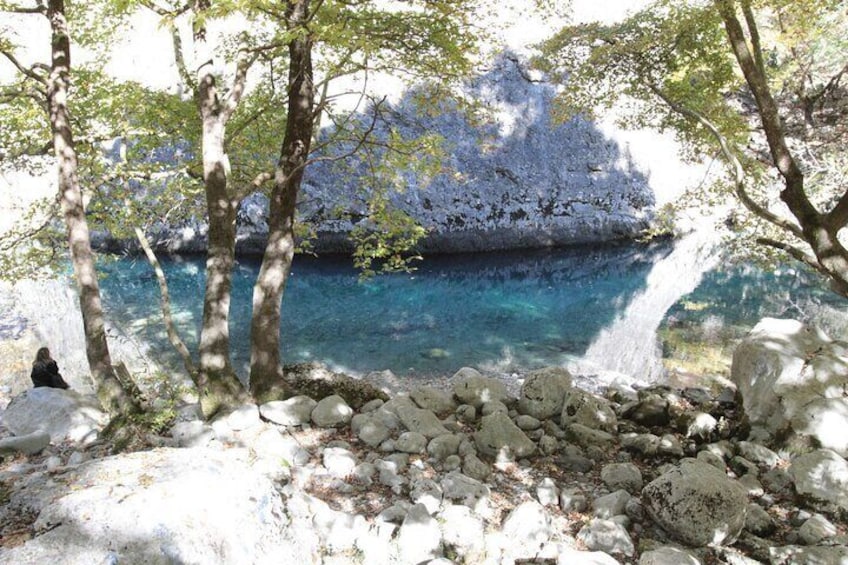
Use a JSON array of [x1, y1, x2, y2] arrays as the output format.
[[536, 477, 559, 507], [639, 546, 701, 564], [594, 490, 631, 519], [397, 503, 442, 564], [790, 449, 848, 514], [323, 447, 358, 478], [3, 388, 107, 443], [501, 500, 552, 558], [259, 396, 317, 426], [0, 431, 51, 455], [311, 395, 353, 428], [170, 421, 215, 448], [437, 504, 485, 560], [557, 547, 623, 565], [577, 518, 635, 557]]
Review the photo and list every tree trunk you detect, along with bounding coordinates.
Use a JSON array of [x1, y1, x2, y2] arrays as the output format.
[[192, 0, 250, 416], [249, 0, 315, 401], [46, 0, 138, 416]]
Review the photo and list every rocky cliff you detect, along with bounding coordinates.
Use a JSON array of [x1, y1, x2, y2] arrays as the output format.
[[139, 53, 657, 256]]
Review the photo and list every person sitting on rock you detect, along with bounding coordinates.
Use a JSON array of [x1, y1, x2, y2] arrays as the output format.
[[30, 347, 70, 389]]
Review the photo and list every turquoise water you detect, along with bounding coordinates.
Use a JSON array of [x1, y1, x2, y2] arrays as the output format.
[[98, 241, 843, 379]]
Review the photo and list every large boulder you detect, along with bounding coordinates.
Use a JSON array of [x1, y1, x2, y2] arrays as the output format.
[[731, 318, 848, 455], [561, 389, 618, 433], [641, 460, 748, 547], [0, 448, 299, 564], [2, 388, 107, 443], [517, 366, 572, 420]]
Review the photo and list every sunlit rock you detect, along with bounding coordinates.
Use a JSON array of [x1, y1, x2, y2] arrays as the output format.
[[410, 385, 457, 416], [0, 431, 51, 456], [732, 318, 848, 456], [259, 395, 317, 426], [501, 500, 552, 559], [0, 448, 296, 564], [790, 449, 848, 514], [310, 394, 353, 427], [642, 460, 748, 547], [576, 518, 635, 557], [3, 387, 107, 444]]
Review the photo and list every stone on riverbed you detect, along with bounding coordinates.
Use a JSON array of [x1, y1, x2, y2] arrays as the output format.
[[451, 367, 511, 408], [517, 366, 572, 420], [474, 411, 536, 459]]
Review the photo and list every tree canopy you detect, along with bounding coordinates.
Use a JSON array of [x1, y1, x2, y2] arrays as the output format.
[[538, 0, 848, 296]]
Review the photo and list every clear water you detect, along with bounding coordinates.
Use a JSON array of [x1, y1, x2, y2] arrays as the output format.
[[98, 240, 844, 380]]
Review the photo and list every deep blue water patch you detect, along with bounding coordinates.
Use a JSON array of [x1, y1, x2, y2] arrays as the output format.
[[98, 242, 842, 379]]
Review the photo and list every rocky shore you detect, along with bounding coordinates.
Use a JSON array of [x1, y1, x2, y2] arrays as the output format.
[[0, 318, 847, 564]]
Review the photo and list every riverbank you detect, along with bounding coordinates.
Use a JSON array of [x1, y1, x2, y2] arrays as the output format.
[[1, 319, 847, 564]]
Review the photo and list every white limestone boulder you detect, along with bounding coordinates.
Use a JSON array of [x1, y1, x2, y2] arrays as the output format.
[[0, 448, 299, 564], [731, 318, 848, 455], [2, 387, 107, 443], [790, 449, 848, 515]]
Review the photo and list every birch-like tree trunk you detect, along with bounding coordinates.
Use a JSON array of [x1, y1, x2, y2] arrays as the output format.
[[46, 0, 138, 415]]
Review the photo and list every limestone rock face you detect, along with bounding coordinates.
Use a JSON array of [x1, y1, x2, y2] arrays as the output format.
[[474, 411, 536, 459], [517, 366, 572, 420], [3, 388, 107, 443], [790, 449, 848, 514], [0, 448, 295, 565], [641, 460, 748, 547], [731, 318, 848, 456]]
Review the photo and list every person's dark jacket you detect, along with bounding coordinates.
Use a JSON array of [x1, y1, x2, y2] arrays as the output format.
[[31, 360, 70, 389]]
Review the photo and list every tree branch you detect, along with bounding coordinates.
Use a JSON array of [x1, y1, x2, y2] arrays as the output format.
[[222, 40, 258, 123], [740, 0, 765, 76], [0, 48, 48, 84]]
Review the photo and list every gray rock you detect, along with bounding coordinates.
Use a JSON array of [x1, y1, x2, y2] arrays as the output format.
[[517, 366, 572, 420], [455, 404, 477, 423], [769, 545, 848, 564], [642, 460, 748, 547], [441, 471, 490, 508], [658, 434, 684, 457], [3, 388, 107, 443], [462, 453, 491, 481], [428, 434, 463, 461], [480, 400, 509, 416], [695, 450, 726, 471], [560, 488, 589, 513], [761, 467, 793, 496], [594, 490, 631, 519], [744, 503, 775, 537], [798, 514, 838, 545], [410, 386, 457, 416], [577, 518, 635, 557], [736, 441, 780, 469], [601, 463, 643, 494], [790, 449, 848, 514], [356, 416, 392, 448], [376, 458, 407, 493], [639, 547, 701, 564], [311, 394, 353, 428], [396, 405, 451, 438], [561, 389, 617, 433], [566, 423, 615, 448], [397, 503, 442, 564], [501, 501, 552, 557], [514, 414, 541, 430], [559, 453, 594, 473], [451, 368, 510, 408], [732, 318, 848, 456], [0, 431, 51, 455], [474, 411, 536, 460], [539, 435, 559, 455], [622, 394, 669, 427], [621, 433, 660, 456], [259, 395, 317, 426], [396, 431, 428, 454]]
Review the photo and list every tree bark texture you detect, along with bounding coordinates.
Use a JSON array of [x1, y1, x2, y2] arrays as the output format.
[[46, 0, 138, 415], [715, 0, 848, 296], [194, 0, 250, 416], [249, 0, 315, 401]]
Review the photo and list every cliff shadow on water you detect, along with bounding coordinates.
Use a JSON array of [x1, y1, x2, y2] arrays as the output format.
[[97, 240, 674, 381]]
